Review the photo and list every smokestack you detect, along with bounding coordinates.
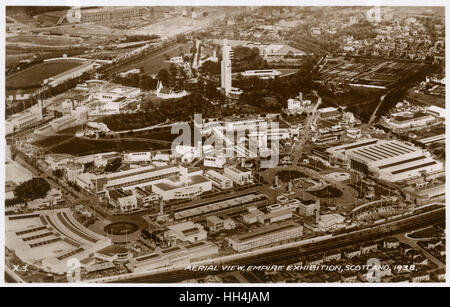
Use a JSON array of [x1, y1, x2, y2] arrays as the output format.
[[288, 181, 292, 193], [274, 175, 279, 187]]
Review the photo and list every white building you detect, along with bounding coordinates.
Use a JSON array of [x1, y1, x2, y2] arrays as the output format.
[[386, 112, 435, 130], [152, 173, 212, 201], [93, 152, 120, 168], [318, 107, 340, 119], [107, 189, 138, 212], [150, 166, 212, 201], [347, 128, 362, 139], [298, 200, 320, 217], [224, 165, 253, 185], [205, 170, 233, 189], [257, 208, 292, 225], [226, 221, 303, 252], [242, 208, 264, 224], [164, 221, 207, 244], [156, 80, 188, 99], [64, 162, 84, 183], [317, 214, 345, 231], [345, 139, 444, 182], [426, 105, 445, 119], [204, 155, 226, 168], [76, 173, 95, 191], [221, 42, 233, 95], [124, 152, 152, 163]]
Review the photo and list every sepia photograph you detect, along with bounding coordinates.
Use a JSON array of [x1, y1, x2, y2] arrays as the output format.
[[2, 1, 447, 289]]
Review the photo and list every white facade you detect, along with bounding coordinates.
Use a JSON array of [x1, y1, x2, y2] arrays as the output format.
[[346, 139, 444, 182], [226, 221, 303, 252], [165, 221, 207, 244], [204, 155, 226, 168], [318, 107, 339, 118], [221, 42, 233, 95], [386, 112, 435, 130], [205, 170, 233, 189], [318, 214, 345, 231], [64, 163, 84, 183], [124, 152, 152, 163], [224, 166, 253, 185]]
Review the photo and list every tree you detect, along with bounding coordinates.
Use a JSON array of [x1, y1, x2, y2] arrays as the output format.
[[52, 169, 64, 179], [14, 178, 51, 201], [199, 60, 221, 76], [169, 63, 178, 85], [157, 69, 170, 86]]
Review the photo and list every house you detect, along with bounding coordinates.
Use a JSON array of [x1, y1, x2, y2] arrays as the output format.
[[383, 237, 400, 249], [323, 250, 341, 262], [344, 247, 361, 259], [410, 271, 430, 283], [361, 242, 378, 254]]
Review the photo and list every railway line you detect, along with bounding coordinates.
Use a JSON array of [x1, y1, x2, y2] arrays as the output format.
[[107, 207, 444, 283]]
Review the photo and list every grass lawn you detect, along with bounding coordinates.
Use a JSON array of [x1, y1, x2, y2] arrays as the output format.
[[6, 60, 82, 89]]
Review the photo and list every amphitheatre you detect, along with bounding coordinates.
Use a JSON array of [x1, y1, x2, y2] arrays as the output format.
[[5, 208, 111, 274]]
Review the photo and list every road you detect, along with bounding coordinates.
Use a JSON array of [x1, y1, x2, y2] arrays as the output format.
[[291, 93, 322, 165], [368, 94, 386, 125]]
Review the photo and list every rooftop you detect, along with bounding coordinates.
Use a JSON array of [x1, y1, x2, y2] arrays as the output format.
[[153, 175, 210, 191], [228, 221, 302, 243]]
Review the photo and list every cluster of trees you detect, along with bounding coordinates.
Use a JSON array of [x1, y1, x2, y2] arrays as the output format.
[[198, 60, 221, 77], [14, 177, 51, 201], [101, 88, 255, 131], [232, 46, 268, 72], [113, 72, 158, 91], [341, 20, 377, 40], [235, 69, 314, 111], [19, 6, 70, 16]]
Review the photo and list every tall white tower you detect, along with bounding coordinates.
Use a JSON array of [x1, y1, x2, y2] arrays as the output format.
[[221, 40, 233, 95]]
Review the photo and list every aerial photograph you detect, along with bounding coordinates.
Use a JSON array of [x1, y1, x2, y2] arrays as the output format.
[[3, 4, 446, 286]]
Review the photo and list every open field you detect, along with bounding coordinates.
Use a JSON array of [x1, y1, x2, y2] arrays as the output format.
[[6, 60, 83, 89]]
